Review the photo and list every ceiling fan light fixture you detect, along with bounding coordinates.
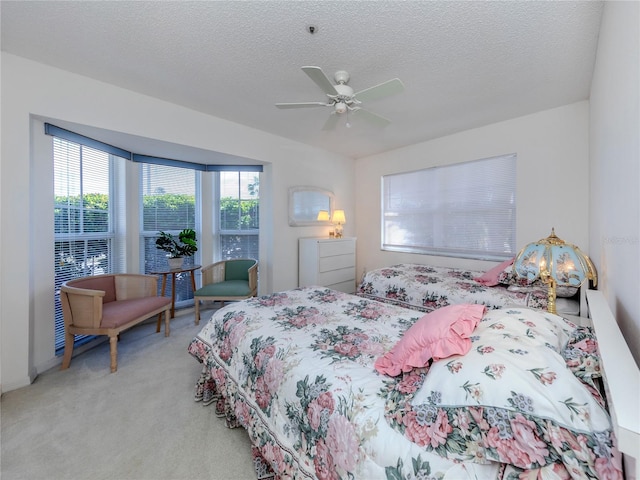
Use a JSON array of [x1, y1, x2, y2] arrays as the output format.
[[276, 66, 404, 130]]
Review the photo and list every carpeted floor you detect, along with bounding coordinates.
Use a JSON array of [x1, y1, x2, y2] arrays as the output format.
[[0, 306, 256, 480]]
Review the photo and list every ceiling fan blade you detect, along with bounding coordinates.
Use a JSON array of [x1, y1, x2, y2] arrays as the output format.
[[322, 113, 341, 131], [352, 108, 391, 127], [301, 66, 339, 96], [275, 102, 329, 109], [354, 78, 405, 102]]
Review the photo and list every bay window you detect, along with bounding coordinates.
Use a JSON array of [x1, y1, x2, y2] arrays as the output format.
[[48, 123, 261, 353]]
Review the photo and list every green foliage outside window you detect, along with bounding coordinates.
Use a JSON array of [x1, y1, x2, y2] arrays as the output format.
[[220, 197, 259, 230], [54, 194, 109, 234], [55, 192, 259, 235], [142, 193, 197, 231]]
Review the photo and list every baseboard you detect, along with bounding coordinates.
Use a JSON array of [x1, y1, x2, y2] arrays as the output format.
[[0, 375, 33, 395]]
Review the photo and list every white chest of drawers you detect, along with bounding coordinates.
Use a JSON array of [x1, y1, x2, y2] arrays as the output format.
[[298, 237, 357, 293]]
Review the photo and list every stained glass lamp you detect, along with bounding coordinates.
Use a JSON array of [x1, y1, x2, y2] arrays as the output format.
[[513, 228, 597, 314]]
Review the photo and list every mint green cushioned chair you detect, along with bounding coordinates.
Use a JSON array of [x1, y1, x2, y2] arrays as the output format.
[[194, 258, 258, 324]]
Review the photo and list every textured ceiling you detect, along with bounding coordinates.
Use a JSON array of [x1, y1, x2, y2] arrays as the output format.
[[1, 1, 604, 160]]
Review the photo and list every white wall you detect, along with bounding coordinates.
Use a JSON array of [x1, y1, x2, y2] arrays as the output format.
[[589, 0, 640, 365], [0, 53, 355, 392], [355, 101, 590, 277]]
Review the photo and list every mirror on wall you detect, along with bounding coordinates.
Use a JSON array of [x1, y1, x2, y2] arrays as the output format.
[[288, 186, 335, 226]]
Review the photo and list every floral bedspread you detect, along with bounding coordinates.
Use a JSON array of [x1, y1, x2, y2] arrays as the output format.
[[357, 264, 547, 312], [188, 287, 619, 480]]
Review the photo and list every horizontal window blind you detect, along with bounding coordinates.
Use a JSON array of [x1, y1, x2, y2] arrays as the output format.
[[141, 163, 198, 306], [54, 138, 114, 352], [382, 153, 516, 260]]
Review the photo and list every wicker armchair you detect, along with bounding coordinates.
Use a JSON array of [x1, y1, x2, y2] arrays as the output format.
[[59, 274, 171, 373], [194, 259, 258, 324]]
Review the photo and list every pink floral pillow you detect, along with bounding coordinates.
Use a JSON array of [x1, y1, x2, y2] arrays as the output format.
[[374, 304, 486, 376], [473, 258, 514, 286], [498, 266, 579, 298]]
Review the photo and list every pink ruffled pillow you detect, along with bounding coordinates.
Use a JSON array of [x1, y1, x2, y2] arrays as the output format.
[[374, 304, 486, 376], [473, 257, 514, 286]]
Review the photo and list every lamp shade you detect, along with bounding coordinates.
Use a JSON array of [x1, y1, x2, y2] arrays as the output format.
[[316, 210, 330, 222], [331, 210, 346, 225], [513, 229, 597, 287], [513, 229, 597, 313]]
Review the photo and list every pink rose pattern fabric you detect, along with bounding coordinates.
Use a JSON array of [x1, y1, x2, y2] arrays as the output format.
[[380, 308, 620, 479], [188, 288, 618, 480], [358, 264, 547, 313]]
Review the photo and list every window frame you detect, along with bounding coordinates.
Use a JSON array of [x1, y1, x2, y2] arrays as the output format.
[[139, 162, 200, 308], [52, 137, 121, 353], [216, 171, 260, 261]]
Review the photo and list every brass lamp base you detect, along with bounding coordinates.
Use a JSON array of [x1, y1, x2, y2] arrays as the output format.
[[542, 273, 557, 314]]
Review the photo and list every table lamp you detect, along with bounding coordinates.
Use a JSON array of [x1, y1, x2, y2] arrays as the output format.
[[332, 210, 346, 238], [513, 228, 597, 314], [317, 210, 332, 237], [316, 210, 330, 222]]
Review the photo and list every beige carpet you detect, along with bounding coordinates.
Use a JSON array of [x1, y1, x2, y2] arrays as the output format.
[[0, 306, 256, 480]]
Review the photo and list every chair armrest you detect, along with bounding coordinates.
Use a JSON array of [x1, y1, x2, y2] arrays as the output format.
[[60, 285, 104, 329], [248, 262, 258, 294], [114, 274, 159, 300], [61, 284, 106, 298], [201, 261, 226, 285]]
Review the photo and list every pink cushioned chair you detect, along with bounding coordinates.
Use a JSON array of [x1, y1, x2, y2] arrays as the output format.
[[59, 274, 172, 373]]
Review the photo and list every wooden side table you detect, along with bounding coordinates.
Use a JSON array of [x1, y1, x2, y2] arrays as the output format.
[[150, 265, 201, 326]]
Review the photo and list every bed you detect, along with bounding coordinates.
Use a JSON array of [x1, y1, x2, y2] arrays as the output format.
[[357, 263, 581, 316], [188, 286, 631, 479]]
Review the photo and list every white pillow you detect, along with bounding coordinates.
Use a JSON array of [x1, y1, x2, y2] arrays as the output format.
[[380, 307, 617, 474]]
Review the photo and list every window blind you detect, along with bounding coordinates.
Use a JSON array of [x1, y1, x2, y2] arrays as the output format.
[[53, 138, 116, 352], [141, 163, 198, 306], [382, 153, 516, 260]]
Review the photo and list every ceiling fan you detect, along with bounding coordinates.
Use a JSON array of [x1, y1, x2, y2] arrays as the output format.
[[275, 66, 404, 130]]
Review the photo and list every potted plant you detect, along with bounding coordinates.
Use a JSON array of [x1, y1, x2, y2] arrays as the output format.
[[155, 228, 198, 269]]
